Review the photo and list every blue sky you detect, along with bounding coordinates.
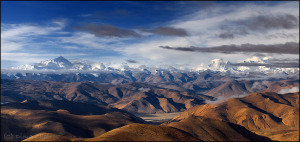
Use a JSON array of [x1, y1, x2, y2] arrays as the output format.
[[1, 1, 299, 69]]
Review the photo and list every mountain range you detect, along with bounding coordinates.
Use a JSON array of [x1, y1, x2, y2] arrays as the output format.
[[2, 78, 298, 114], [1, 56, 299, 141], [1, 79, 214, 114], [8, 56, 299, 74]]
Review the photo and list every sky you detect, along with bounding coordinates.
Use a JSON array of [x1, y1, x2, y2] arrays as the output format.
[[1, 1, 299, 69]]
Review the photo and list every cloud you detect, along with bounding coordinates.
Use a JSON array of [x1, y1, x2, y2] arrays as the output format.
[[239, 14, 298, 31], [218, 32, 234, 39], [160, 42, 299, 54], [1, 22, 65, 53], [74, 24, 141, 38], [277, 87, 299, 94], [251, 81, 269, 92], [229, 62, 299, 68], [205, 93, 248, 105], [219, 13, 299, 39], [126, 59, 138, 63], [143, 27, 188, 36]]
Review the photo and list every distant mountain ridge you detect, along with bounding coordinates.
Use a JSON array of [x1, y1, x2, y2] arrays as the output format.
[[9, 56, 299, 74], [1, 79, 213, 114], [13, 56, 105, 71]]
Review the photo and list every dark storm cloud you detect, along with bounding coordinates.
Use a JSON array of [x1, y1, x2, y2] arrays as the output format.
[[143, 27, 188, 36], [74, 24, 141, 38], [239, 14, 299, 31], [218, 14, 299, 39], [160, 42, 299, 54], [126, 59, 138, 63]]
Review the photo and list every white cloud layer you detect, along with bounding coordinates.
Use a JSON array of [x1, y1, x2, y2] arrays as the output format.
[[1, 2, 299, 69], [277, 87, 299, 94]]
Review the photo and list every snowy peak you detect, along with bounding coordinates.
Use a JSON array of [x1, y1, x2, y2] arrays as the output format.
[[9, 56, 299, 75], [207, 59, 230, 72], [53, 56, 73, 67], [34, 56, 73, 70], [14, 56, 107, 71], [197, 56, 298, 74]]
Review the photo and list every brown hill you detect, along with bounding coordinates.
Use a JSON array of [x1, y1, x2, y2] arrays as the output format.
[[263, 79, 299, 93], [1, 100, 144, 141], [24, 124, 199, 141], [173, 92, 299, 141], [205, 79, 299, 98], [1, 79, 213, 114], [23, 115, 273, 141], [205, 80, 253, 98], [86, 123, 198, 141], [166, 115, 271, 141]]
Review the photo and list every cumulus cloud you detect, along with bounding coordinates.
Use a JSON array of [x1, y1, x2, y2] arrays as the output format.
[[160, 42, 299, 55], [143, 27, 188, 36], [74, 24, 141, 38], [277, 87, 299, 94]]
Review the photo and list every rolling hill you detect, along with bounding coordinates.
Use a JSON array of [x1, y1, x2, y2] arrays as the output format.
[[1, 100, 145, 141], [1, 79, 213, 114], [173, 92, 299, 141]]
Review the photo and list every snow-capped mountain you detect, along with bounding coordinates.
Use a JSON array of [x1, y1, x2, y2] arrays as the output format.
[[9, 56, 299, 75], [33, 56, 74, 70], [14, 56, 106, 71], [2, 55, 298, 86], [207, 59, 231, 72], [200, 56, 299, 74]]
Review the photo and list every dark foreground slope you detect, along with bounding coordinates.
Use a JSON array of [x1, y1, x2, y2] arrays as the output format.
[[1, 100, 145, 141]]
